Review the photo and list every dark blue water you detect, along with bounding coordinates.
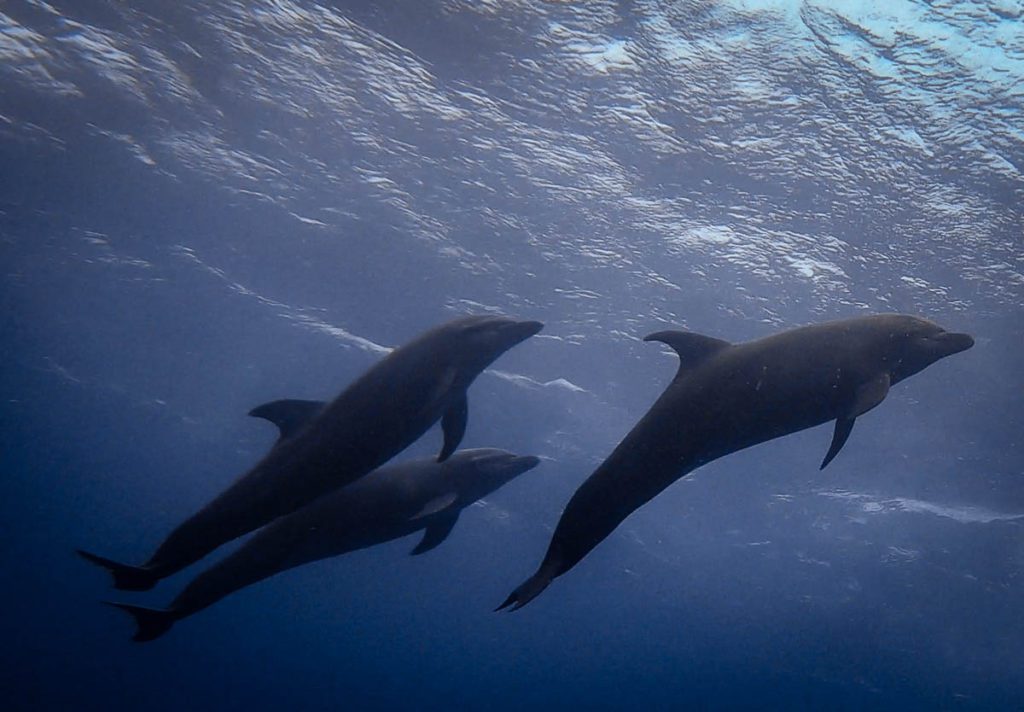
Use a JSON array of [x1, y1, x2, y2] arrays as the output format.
[[2, 1, 1022, 709]]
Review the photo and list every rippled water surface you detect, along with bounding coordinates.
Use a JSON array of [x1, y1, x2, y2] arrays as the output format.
[[2, 1, 1022, 710]]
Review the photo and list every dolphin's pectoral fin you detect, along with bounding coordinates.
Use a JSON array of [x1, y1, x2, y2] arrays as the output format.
[[425, 366, 459, 409], [248, 399, 327, 440], [410, 493, 458, 521], [851, 372, 891, 417], [410, 513, 460, 555], [438, 393, 468, 462], [643, 330, 732, 376], [820, 417, 855, 470], [819, 373, 892, 469]]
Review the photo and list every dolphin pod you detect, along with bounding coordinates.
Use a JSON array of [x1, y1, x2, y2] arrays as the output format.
[[81, 313, 975, 639], [497, 314, 974, 611], [109, 448, 541, 642], [78, 315, 543, 591]]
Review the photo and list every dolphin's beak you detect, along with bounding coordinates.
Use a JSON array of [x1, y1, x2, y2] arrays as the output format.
[[516, 455, 542, 471], [937, 331, 974, 355], [509, 320, 544, 342]]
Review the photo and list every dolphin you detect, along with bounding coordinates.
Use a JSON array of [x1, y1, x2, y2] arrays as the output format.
[[78, 315, 543, 590], [498, 314, 974, 610], [107, 448, 541, 641]]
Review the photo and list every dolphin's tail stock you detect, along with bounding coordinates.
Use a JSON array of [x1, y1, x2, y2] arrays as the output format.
[[105, 602, 177, 642], [495, 563, 558, 612], [77, 549, 160, 591]]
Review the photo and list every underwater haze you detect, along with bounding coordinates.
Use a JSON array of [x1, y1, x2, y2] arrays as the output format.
[[2, 0, 1022, 710]]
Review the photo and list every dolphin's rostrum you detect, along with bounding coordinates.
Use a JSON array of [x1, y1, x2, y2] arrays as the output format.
[[78, 315, 543, 591], [498, 314, 974, 611]]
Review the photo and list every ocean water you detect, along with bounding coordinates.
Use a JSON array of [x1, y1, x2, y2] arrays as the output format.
[[2, 1, 1022, 709]]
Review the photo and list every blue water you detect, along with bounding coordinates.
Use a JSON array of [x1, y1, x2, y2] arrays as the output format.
[[2, 1, 1022, 709]]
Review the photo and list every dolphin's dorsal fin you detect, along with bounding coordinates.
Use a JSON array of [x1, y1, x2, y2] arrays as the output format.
[[410, 513, 460, 555], [643, 330, 732, 375], [438, 393, 468, 463], [248, 399, 326, 440], [410, 492, 458, 521]]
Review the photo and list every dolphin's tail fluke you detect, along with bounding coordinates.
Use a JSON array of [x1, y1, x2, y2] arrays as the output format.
[[77, 549, 159, 591], [495, 566, 556, 612], [105, 602, 177, 642]]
